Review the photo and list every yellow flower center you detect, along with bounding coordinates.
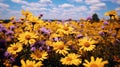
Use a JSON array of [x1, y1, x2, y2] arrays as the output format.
[[58, 46, 64, 50], [84, 42, 90, 47], [36, 54, 42, 58], [66, 57, 72, 61], [64, 27, 69, 31], [25, 35, 31, 40], [90, 63, 98, 67], [13, 46, 18, 51], [27, 65, 34, 67]]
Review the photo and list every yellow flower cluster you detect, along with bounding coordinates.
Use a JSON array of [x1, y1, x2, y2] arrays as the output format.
[[104, 10, 119, 20], [1, 10, 120, 67]]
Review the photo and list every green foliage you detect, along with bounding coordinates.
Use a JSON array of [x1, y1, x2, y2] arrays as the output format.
[[92, 13, 100, 22]]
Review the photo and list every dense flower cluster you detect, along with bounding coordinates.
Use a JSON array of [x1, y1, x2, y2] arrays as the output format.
[[0, 10, 120, 67]]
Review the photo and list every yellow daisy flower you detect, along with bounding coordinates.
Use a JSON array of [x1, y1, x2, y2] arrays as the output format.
[[46, 40, 53, 46], [57, 23, 74, 35], [31, 49, 48, 61], [78, 37, 96, 51], [18, 31, 38, 45], [83, 56, 108, 67], [53, 41, 69, 56], [21, 10, 32, 17], [7, 42, 23, 54], [29, 39, 36, 45], [10, 16, 15, 21], [21, 59, 43, 67], [60, 53, 81, 66]]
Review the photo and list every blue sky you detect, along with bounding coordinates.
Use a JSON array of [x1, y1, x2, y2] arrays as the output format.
[[0, 0, 120, 20]]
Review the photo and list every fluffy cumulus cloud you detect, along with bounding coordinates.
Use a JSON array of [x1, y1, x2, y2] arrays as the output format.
[[0, 3, 9, 8], [0, 2, 10, 16], [0, 9, 21, 19], [84, 0, 107, 13], [59, 3, 74, 8], [45, 5, 88, 20], [11, 0, 28, 5], [115, 7, 120, 11], [111, 0, 120, 4], [0, 0, 119, 20], [11, 0, 52, 7], [85, 0, 100, 5], [90, 2, 106, 11], [73, 0, 83, 3], [39, 0, 52, 3], [115, 7, 120, 15]]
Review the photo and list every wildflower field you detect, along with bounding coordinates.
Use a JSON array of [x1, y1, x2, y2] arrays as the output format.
[[0, 10, 120, 67]]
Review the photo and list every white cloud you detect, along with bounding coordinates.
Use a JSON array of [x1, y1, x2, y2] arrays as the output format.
[[115, 7, 120, 11], [22, 5, 48, 11], [59, 3, 74, 8], [111, 0, 120, 4], [49, 7, 62, 13], [75, 6, 88, 11], [94, 3, 106, 7], [39, 0, 52, 3], [11, 0, 21, 3], [90, 2, 106, 11], [0, 9, 21, 19], [11, 0, 28, 5], [0, 3, 9, 8], [85, 0, 101, 5], [11, 0, 52, 8], [0, 3, 10, 15], [74, 0, 83, 3], [115, 7, 120, 15], [45, 5, 88, 20]]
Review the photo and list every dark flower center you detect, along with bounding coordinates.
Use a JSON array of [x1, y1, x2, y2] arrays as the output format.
[[36, 54, 42, 58], [84, 42, 90, 47], [13, 46, 18, 51], [25, 35, 31, 40], [66, 57, 72, 61], [90, 63, 98, 67], [59, 46, 64, 50]]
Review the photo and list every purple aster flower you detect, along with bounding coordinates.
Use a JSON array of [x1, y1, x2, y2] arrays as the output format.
[[1, 27, 7, 33], [80, 24, 84, 28], [86, 16, 92, 20], [40, 27, 50, 35], [5, 30, 14, 35], [9, 26, 16, 30], [4, 51, 11, 58], [77, 34, 83, 38], [103, 21, 109, 25], [0, 24, 4, 28], [9, 57, 15, 63], [39, 47, 43, 51], [30, 47, 36, 51], [47, 46, 50, 50], [54, 37, 59, 41], [32, 41, 45, 47], [101, 26, 105, 29], [116, 39, 120, 43], [112, 33, 116, 37], [46, 46, 52, 52], [0, 39, 6, 49], [8, 36, 14, 39], [98, 31, 105, 37]]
